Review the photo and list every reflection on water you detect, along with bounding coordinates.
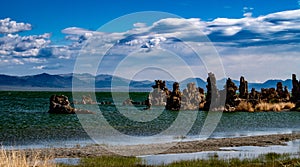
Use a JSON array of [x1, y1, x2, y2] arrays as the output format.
[[139, 140, 300, 165], [53, 158, 80, 166]]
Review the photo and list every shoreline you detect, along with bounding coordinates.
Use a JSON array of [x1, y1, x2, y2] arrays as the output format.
[[27, 132, 300, 158]]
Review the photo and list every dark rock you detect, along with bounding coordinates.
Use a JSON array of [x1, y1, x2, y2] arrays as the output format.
[[276, 82, 290, 102], [248, 88, 260, 106], [260, 88, 277, 103], [204, 72, 220, 111], [166, 82, 181, 111], [291, 74, 300, 103], [152, 80, 167, 90], [225, 78, 238, 107], [239, 76, 248, 99]]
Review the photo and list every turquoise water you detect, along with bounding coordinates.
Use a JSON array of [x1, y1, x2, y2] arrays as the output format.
[[0, 91, 300, 147]]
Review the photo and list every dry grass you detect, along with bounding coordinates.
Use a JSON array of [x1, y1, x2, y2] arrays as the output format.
[[255, 102, 271, 111], [272, 104, 282, 111], [0, 147, 56, 167], [280, 102, 295, 109], [255, 102, 295, 112], [235, 101, 254, 112], [199, 102, 205, 110]]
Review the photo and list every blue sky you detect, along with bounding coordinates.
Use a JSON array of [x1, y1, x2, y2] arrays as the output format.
[[1, 0, 298, 40], [1, 0, 300, 82]]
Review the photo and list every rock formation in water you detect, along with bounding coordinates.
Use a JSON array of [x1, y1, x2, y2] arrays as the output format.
[[48, 95, 94, 114], [291, 74, 300, 103], [122, 80, 168, 109], [181, 82, 205, 110], [291, 74, 300, 111], [166, 82, 181, 111], [276, 82, 290, 102], [239, 76, 248, 99], [260, 88, 277, 103], [248, 88, 260, 106], [225, 78, 238, 107], [221, 75, 294, 112], [148, 80, 169, 106], [122, 98, 148, 106], [203, 72, 220, 111], [81, 94, 97, 104], [123, 73, 299, 112]]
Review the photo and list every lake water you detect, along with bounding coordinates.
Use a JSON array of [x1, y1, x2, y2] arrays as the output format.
[[0, 91, 300, 148]]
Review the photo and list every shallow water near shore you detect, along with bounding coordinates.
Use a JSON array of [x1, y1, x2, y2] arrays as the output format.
[[0, 91, 300, 148]]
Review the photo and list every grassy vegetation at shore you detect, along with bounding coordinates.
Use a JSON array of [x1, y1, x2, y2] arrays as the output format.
[[0, 148, 55, 167], [0, 150, 300, 167], [2, 147, 300, 167], [58, 153, 300, 167], [58, 156, 141, 167]]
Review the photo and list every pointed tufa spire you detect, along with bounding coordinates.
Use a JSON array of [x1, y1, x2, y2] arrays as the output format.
[[204, 72, 220, 110], [291, 74, 300, 103], [225, 78, 238, 107], [166, 82, 181, 111], [239, 76, 248, 99]]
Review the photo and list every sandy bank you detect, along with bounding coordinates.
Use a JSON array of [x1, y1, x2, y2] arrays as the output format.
[[27, 133, 300, 158]]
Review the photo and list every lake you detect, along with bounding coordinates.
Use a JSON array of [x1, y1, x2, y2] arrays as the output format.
[[0, 91, 299, 148]]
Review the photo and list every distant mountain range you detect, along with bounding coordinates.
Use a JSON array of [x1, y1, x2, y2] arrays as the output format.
[[0, 73, 293, 91]]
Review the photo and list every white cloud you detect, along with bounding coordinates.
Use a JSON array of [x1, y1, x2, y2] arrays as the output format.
[[113, 9, 300, 47], [62, 27, 96, 35], [33, 65, 45, 69], [133, 22, 147, 28], [0, 33, 51, 57], [32, 63, 62, 70], [0, 19, 52, 66], [243, 12, 253, 18], [11, 58, 24, 65], [0, 18, 31, 34], [23, 57, 46, 63]]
